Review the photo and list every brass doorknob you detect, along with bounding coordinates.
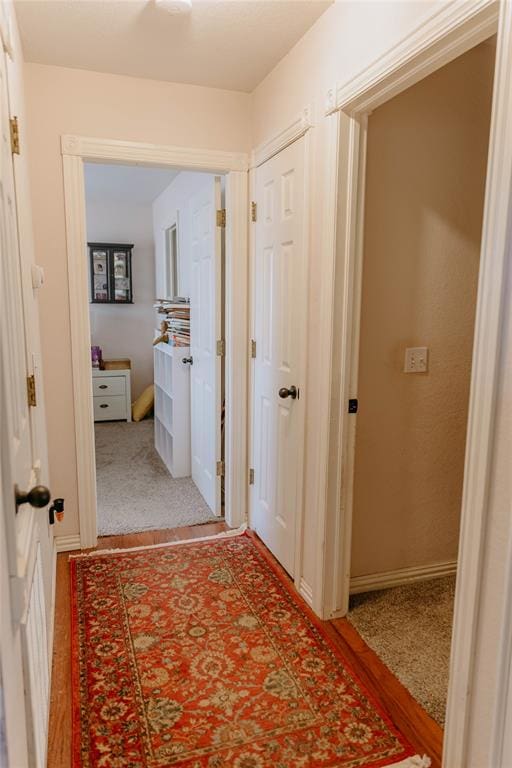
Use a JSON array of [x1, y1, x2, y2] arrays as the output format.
[[15, 484, 51, 512]]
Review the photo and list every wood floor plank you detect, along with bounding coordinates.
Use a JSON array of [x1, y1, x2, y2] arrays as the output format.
[[47, 524, 443, 768], [329, 618, 443, 768]]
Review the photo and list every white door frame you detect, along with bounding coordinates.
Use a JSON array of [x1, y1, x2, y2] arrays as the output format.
[[248, 109, 312, 597], [317, 1, 511, 767], [61, 135, 249, 548]]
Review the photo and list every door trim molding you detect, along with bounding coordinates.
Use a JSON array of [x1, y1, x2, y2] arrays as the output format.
[[325, 0, 498, 116], [317, 2, 505, 766], [62, 136, 249, 548], [61, 135, 248, 172], [250, 106, 313, 169]]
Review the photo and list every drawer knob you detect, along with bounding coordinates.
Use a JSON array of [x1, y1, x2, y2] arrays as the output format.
[[99, 384, 108, 389], [100, 404, 109, 409]]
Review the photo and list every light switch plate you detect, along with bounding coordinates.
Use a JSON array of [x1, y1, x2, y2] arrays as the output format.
[[404, 346, 428, 373]]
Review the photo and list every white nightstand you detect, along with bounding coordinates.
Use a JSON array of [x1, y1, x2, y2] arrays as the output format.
[[92, 369, 132, 422]]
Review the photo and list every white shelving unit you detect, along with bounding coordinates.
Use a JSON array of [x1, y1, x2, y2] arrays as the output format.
[[154, 342, 191, 478]]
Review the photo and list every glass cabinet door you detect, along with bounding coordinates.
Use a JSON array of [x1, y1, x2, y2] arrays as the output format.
[[91, 249, 109, 302], [113, 251, 131, 302]]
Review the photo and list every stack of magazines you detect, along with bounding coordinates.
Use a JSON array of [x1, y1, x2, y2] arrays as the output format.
[[154, 298, 190, 347]]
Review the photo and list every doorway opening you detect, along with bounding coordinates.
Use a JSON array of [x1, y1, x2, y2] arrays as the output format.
[[84, 163, 225, 536], [344, 37, 496, 728]]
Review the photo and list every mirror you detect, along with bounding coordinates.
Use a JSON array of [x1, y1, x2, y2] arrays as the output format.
[[165, 218, 179, 299]]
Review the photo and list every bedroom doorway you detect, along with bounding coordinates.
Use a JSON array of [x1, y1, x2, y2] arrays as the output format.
[[340, 34, 496, 733], [62, 137, 248, 548], [84, 164, 224, 537]]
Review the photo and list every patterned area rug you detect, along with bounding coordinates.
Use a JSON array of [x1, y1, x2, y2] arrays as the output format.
[[71, 531, 430, 767]]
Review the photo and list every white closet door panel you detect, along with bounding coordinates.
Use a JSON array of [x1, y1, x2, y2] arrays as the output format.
[[251, 138, 307, 577]]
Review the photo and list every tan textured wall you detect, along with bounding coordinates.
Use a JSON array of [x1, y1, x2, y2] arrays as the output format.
[[351, 41, 495, 577], [24, 63, 250, 538]]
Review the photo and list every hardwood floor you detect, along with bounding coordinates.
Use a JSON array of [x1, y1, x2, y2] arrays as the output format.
[[47, 523, 442, 768], [330, 619, 443, 768]]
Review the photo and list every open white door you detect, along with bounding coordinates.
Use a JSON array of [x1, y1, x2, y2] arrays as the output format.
[[250, 138, 307, 577], [189, 176, 222, 514], [0, 9, 53, 766]]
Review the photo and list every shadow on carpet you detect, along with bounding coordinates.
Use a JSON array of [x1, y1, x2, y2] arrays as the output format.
[[94, 418, 216, 535]]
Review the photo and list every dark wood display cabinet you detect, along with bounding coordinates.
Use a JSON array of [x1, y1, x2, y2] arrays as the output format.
[[89, 242, 134, 304]]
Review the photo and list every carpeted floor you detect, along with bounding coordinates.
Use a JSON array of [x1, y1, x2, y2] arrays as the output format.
[[349, 576, 456, 726], [94, 418, 216, 535]]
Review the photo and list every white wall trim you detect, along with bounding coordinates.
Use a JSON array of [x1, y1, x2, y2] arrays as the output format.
[[224, 171, 248, 529], [54, 535, 81, 553], [61, 135, 248, 173], [62, 137, 250, 547], [315, 2, 505, 767], [250, 106, 312, 169], [326, 0, 498, 116], [349, 560, 457, 596], [299, 578, 313, 608], [63, 155, 98, 550]]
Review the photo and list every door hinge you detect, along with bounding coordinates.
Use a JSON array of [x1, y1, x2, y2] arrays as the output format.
[[10, 116, 20, 155], [251, 201, 257, 222], [249, 468, 255, 485], [251, 339, 256, 358], [27, 374, 36, 407], [216, 208, 226, 228], [216, 460, 225, 477], [216, 339, 225, 356], [348, 398, 358, 414]]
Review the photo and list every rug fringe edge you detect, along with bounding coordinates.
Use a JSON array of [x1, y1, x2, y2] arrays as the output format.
[[383, 756, 431, 768], [69, 523, 248, 559]]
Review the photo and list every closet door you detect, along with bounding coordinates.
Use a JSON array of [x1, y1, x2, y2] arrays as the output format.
[[189, 177, 222, 514], [250, 138, 308, 577]]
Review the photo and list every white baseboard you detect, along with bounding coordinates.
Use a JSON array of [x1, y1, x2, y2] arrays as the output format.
[[55, 534, 82, 553], [349, 559, 457, 595], [299, 578, 313, 607]]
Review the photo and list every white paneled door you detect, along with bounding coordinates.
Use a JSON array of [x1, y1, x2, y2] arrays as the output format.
[[251, 138, 307, 577], [0, 13, 53, 768], [189, 177, 222, 514]]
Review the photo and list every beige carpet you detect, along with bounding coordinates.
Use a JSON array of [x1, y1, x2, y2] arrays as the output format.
[[349, 575, 456, 726], [95, 418, 217, 535]]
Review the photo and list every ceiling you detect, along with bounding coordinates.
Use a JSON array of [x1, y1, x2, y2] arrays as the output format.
[[15, 0, 332, 93], [84, 163, 179, 205]]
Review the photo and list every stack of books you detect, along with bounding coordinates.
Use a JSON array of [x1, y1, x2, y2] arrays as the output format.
[[154, 299, 191, 347]]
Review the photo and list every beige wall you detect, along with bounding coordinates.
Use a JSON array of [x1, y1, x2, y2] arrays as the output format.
[[25, 63, 250, 538], [350, 41, 495, 577], [86, 198, 156, 400]]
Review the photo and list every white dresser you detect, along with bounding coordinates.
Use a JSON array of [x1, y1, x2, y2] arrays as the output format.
[[92, 369, 132, 422]]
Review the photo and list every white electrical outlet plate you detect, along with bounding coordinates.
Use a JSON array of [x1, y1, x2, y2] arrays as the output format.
[[404, 346, 428, 373]]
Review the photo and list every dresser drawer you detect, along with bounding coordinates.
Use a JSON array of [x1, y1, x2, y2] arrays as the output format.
[[93, 395, 127, 421], [92, 376, 126, 397]]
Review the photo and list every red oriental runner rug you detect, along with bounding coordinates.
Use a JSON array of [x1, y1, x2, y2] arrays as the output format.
[[70, 530, 431, 768]]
